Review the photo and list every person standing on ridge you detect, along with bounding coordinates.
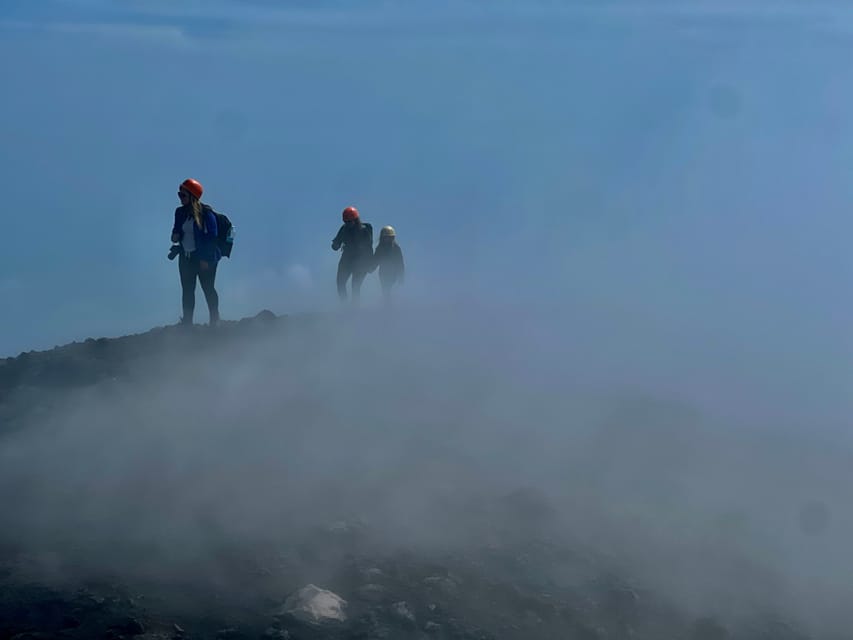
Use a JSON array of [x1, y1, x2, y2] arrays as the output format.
[[331, 206, 373, 305], [170, 178, 222, 326], [372, 225, 405, 305]]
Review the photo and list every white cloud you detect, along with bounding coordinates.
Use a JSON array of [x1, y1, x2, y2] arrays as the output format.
[[4, 2, 841, 51], [0, 19, 189, 44], [63, 1, 844, 22], [223, 265, 319, 317], [287, 264, 313, 291]]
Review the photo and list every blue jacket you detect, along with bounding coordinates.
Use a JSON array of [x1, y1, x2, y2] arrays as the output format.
[[172, 204, 221, 263]]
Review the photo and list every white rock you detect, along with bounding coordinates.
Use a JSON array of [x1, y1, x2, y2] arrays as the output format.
[[424, 621, 441, 634], [391, 601, 416, 623], [279, 584, 347, 624]]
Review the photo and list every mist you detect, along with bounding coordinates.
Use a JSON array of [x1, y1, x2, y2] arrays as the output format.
[[0, 304, 851, 637]]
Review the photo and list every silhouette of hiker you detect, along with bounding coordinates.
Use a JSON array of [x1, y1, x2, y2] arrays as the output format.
[[372, 226, 405, 305], [331, 206, 373, 305]]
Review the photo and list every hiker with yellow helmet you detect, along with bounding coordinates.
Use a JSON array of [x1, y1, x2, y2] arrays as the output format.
[[372, 225, 405, 305]]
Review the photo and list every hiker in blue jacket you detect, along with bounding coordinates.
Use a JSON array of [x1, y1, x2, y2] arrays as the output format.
[[170, 178, 221, 326]]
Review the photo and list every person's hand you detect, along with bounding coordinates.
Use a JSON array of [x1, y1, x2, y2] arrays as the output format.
[[200, 260, 209, 270]]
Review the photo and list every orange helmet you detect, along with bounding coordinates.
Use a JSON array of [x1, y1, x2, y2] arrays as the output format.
[[180, 178, 203, 200], [342, 206, 359, 222]]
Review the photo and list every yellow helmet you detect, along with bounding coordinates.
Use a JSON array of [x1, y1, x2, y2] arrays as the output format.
[[380, 226, 396, 238]]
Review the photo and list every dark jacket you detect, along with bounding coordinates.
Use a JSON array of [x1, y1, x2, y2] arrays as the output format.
[[172, 204, 221, 263], [332, 222, 373, 265], [373, 240, 405, 281]]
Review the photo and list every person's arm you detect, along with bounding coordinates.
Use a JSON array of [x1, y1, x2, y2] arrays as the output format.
[[171, 208, 183, 243], [332, 226, 344, 251], [369, 243, 381, 272], [362, 225, 374, 258]]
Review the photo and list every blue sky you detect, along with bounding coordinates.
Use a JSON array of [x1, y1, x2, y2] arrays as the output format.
[[2, 1, 853, 425]]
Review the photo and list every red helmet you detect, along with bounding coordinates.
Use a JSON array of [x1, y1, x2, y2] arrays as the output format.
[[180, 178, 203, 200], [342, 206, 359, 222]]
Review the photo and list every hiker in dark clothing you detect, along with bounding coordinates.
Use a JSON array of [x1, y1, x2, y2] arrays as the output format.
[[170, 178, 222, 326], [331, 206, 373, 305], [372, 225, 405, 305]]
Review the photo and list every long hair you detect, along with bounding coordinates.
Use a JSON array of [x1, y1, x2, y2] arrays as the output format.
[[189, 196, 203, 229]]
